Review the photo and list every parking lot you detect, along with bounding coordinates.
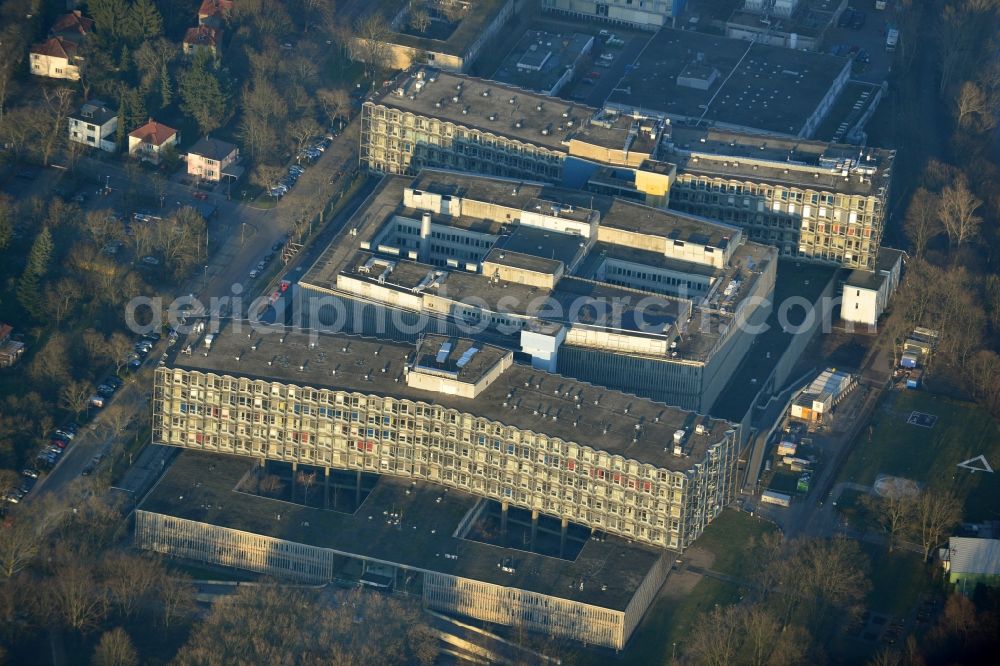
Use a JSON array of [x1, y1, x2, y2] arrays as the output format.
[[822, 3, 902, 85]]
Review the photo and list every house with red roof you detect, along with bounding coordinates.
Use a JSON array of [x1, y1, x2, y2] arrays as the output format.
[[29, 36, 82, 80], [198, 0, 234, 28], [29, 10, 96, 81], [128, 119, 180, 164], [183, 25, 224, 58], [50, 10, 95, 41]]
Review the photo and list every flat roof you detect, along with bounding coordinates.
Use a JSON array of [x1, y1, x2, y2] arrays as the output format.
[[484, 247, 563, 275], [844, 247, 904, 290], [382, 0, 511, 58], [140, 450, 666, 610], [492, 30, 594, 94], [663, 126, 893, 196], [726, 0, 841, 39], [412, 334, 509, 384], [373, 69, 642, 153], [601, 197, 737, 248], [166, 325, 736, 470], [301, 171, 742, 293], [606, 28, 848, 135]]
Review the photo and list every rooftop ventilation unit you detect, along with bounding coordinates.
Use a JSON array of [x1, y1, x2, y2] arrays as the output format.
[[435, 342, 453, 364], [455, 347, 480, 368]]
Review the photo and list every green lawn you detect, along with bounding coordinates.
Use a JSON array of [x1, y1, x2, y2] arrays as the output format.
[[570, 578, 742, 666], [689, 509, 778, 578], [862, 542, 936, 616], [838, 390, 1000, 521]]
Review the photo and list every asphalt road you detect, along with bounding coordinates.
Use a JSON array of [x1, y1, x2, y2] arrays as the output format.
[[21, 119, 366, 506]]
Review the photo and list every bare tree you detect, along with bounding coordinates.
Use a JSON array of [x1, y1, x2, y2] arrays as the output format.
[[60, 380, 93, 419], [410, 6, 431, 33], [92, 627, 139, 666], [103, 553, 160, 619], [316, 87, 351, 127], [42, 558, 107, 632], [110, 332, 135, 375], [862, 479, 917, 551], [903, 188, 941, 258], [298, 470, 317, 505], [955, 80, 998, 132], [259, 474, 283, 495], [937, 176, 982, 251], [354, 14, 392, 78], [40, 87, 75, 165], [288, 117, 322, 156], [0, 498, 65, 578], [911, 488, 962, 561], [158, 572, 196, 628]]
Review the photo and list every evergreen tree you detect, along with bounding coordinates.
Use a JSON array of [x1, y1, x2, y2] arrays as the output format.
[[116, 93, 127, 150], [159, 62, 172, 108], [119, 45, 130, 72], [0, 196, 13, 251], [18, 227, 54, 317], [90, 0, 129, 41], [179, 52, 229, 137], [124, 0, 164, 43]]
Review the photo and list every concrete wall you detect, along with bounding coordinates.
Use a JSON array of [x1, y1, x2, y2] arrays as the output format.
[[137, 509, 645, 650]]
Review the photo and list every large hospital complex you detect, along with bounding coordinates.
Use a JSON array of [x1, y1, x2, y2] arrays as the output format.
[[138, 11, 901, 650]]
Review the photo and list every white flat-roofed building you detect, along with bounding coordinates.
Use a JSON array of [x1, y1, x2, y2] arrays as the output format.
[[841, 248, 903, 327], [299, 170, 777, 413]]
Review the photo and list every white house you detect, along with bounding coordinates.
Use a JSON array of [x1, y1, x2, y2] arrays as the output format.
[[841, 248, 904, 329], [29, 36, 82, 80], [128, 119, 179, 164], [68, 99, 118, 152]]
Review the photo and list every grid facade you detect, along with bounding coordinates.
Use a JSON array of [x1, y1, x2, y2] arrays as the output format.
[[360, 101, 565, 181], [669, 174, 884, 269], [136, 510, 668, 650], [153, 367, 740, 550]]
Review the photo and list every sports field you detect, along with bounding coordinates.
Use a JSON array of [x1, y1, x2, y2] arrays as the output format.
[[837, 390, 999, 521]]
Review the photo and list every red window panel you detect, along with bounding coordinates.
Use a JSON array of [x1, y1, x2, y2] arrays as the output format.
[[566, 460, 576, 471]]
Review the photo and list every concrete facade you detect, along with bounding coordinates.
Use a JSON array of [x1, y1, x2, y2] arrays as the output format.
[[661, 127, 893, 270], [841, 247, 903, 327], [360, 68, 675, 208], [152, 330, 743, 552], [541, 0, 682, 29]]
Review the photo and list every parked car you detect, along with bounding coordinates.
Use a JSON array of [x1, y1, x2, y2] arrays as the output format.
[[22, 468, 39, 479], [89, 395, 105, 409], [249, 269, 259, 279], [837, 8, 855, 28], [289, 166, 305, 175], [54, 429, 75, 440], [141, 255, 160, 266], [106, 376, 124, 389]]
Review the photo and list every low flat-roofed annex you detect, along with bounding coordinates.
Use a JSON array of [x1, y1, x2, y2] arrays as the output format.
[[140, 450, 665, 611]]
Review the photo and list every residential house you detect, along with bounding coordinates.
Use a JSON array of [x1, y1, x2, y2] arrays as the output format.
[[29, 36, 82, 80], [0, 324, 25, 369], [29, 10, 94, 81], [50, 9, 95, 41], [68, 99, 118, 152], [198, 0, 234, 28], [187, 137, 238, 182], [183, 25, 224, 58], [942, 537, 1000, 593], [128, 119, 179, 164]]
